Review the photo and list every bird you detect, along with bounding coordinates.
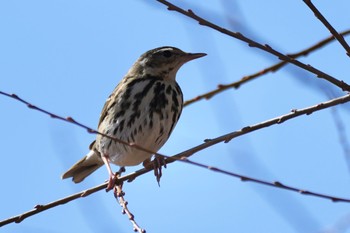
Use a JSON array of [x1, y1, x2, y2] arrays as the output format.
[[61, 46, 206, 189]]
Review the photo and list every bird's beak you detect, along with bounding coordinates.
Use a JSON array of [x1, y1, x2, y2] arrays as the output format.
[[184, 52, 207, 61]]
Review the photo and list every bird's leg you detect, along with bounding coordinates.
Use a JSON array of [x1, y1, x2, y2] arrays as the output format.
[[102, 154, 117, 191], [143, 155, 166, 186]]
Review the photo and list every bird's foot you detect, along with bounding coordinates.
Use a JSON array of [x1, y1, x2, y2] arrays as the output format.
[[143, 155, 166, 186], [106, 167, 125, 191], [106, 173, 117, 191]]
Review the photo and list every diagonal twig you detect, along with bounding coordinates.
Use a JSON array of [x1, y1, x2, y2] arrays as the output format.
[[170, 93, 350, 161], [0, 91, 166, 159], [156, 0, 350, 92], [1, 93, 350, 227], [2, 142, 350, 227], [184, 29, 350, 107], [114, 181, 145, 233], [2, 90, 350, 173], [303, 0, 350, 57]]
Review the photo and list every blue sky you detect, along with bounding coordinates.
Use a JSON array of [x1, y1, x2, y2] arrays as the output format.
[[1, 1, 350, 233]]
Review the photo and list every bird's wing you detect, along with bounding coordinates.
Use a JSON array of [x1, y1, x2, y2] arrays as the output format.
[[97, 85, 120, 127]]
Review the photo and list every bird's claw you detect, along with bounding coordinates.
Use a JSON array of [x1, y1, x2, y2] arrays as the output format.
[[143, 155, 166, 186], [106, 173, 117, 191], [106, 167, 125, 191]]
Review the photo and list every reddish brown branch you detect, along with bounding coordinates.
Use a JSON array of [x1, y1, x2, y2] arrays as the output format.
[[184, 29, 350, 107], [156, 0, 350, 92], [303, 0, 350, 57], [1, 93, 350, 227], [114, 182, 145, 233]]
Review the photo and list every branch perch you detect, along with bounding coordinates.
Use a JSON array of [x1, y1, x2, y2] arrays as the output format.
[[1, 92, 350, 227]]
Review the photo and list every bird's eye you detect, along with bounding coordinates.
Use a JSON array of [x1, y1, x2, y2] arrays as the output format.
[[162, 50, 172, 58]]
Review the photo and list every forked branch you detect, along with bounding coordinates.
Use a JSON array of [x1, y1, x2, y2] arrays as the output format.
[[157, 0, 350, 91]]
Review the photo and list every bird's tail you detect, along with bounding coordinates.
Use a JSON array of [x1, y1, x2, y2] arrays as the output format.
[[61, 150, 104, 183]]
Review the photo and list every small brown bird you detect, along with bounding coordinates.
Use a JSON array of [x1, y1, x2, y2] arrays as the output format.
[[61, 46, 206, 189]]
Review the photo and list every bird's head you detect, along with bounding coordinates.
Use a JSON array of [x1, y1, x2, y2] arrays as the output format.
[[128, 46, 206, 80]]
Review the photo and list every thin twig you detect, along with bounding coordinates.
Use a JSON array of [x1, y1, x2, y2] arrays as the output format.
[[0, 91, 164, 158], [2, 143, 350, 228], [114, 182, 146, 233], [303, 0, 350, 57], [177, 158, 350, 203], [2, 1, 349, 229], [2, 90, 350, 170], [0, 182, 108, 226], [156, 0, 350, 92], [1, 93, 350, 227], [184, 29, 350, 107], [169, 93, 350, 161]]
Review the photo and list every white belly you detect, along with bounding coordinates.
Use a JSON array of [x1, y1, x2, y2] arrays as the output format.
[[95, 79, 183, 166]]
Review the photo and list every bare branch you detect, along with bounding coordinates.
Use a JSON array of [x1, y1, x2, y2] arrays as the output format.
[[0, 91, 165, 159], [184, 29, 350, 107], [175, 158, 350, 203], [156, 0, 350, 91], [2, 90, 350, 173], [1, 93, 350, 227], [2, 2, 349, 231], [303, 0, 350, 57], [0, 182, 107, 226], [170, 93, 350, 161], [114, 181, 146, 233]]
